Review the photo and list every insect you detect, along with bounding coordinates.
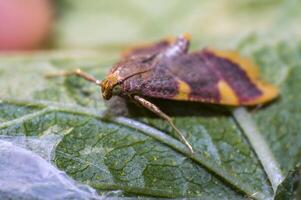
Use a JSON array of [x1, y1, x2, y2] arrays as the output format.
[[46, 33, 279, 153]]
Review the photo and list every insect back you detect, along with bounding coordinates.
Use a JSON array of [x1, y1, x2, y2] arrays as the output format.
[[101, 34, 278, 106]]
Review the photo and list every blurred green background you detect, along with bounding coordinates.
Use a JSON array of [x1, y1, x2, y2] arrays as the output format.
[[53, 0, 301, 50]]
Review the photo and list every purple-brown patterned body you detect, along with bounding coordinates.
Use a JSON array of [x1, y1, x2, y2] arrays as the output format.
[[101, 34, 278, 106]]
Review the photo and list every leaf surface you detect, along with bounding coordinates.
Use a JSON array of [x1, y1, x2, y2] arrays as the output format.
[[1, 0, 301, 199]]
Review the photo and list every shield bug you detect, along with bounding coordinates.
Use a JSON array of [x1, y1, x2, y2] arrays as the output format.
[[46, 33, 279, 153]]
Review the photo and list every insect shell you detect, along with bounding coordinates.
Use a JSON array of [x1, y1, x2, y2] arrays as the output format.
[[100, 33, 279, 106]]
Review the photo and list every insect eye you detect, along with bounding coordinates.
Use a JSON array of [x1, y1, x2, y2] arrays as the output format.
[[112, 84, 122, 95]]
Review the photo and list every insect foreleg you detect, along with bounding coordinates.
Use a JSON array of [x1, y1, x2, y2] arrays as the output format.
[[133, 95, 194, 154]]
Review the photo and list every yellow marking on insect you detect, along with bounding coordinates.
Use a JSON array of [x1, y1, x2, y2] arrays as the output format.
[[165, 35, 176, 44], [210, 49, 259, 79], [173, 80, 191, 100], [182, 32, 191, 41], [217, 80, 239, 105], [211, 49, 279, 105], [244, 81, 279, 105]]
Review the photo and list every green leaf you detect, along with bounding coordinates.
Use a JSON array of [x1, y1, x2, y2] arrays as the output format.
[[0, 38, 299, 199], [275, 164, 301, 200], [1, 0, 301, 199]]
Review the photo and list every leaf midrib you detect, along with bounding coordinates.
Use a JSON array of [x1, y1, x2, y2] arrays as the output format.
[[0, 98, 267, 199]]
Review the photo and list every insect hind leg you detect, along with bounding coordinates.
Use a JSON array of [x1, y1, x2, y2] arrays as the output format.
[[133, 95, 194, 154]]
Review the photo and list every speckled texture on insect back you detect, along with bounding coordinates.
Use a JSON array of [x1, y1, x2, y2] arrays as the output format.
[[103, 34, 278, 106]]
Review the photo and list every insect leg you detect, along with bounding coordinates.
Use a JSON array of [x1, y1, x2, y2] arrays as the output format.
[[133, 95, 194, 154], [45, 69, 101, 85]]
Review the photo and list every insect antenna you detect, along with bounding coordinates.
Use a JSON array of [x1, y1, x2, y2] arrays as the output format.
[[45, 69, 102, 86]]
